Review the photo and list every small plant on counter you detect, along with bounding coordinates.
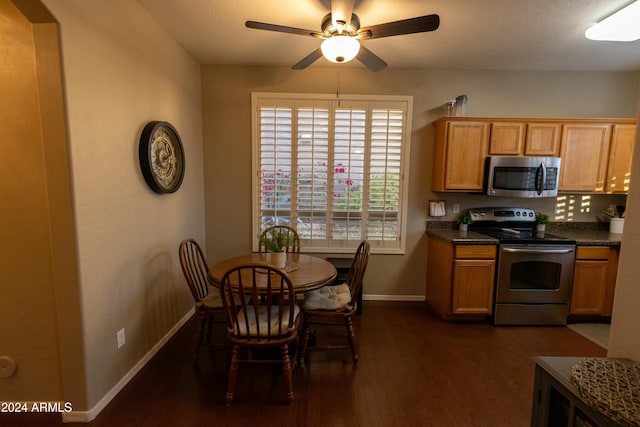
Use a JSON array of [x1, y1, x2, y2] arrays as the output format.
[[457, 211, 472, 225], [603, 206, 625, 218], [535, 213, 549, 225]]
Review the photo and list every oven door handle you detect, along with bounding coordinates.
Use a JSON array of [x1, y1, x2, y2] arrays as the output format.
[[502, 247, 574, 254]]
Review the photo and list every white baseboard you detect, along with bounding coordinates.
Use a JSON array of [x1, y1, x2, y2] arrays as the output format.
[[362, 294, 425, 302], [61, 308, 195, 423]]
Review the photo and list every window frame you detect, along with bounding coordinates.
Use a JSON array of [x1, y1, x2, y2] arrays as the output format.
[[251, 92, 413, 254]]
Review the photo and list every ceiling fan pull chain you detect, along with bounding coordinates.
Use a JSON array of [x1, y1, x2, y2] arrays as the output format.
[[336, 70, 341, 107]]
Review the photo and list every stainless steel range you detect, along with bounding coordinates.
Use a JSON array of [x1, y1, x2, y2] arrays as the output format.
[[469, 207, 576, 326]]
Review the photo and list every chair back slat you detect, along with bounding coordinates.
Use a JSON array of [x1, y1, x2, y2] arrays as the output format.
[[345, 240, 370, 302], [179, 239, 210, 302], [219, 263, 297, 339]]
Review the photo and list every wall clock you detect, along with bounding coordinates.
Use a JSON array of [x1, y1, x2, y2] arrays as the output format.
[[139, 121, 185, 194]]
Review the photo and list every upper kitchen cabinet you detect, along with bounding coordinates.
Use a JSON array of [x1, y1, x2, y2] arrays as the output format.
[[489, 122, 561, 156], [432, 117, 636, 194], [432, 119, 489, 192], [605, 124, 636, 194], [559, 123, 611, 193], [524, 123, 562, 156], [489, 122, 525, 155]]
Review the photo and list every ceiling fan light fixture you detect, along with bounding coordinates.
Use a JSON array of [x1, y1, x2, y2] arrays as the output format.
[[585, 0, 640, 41], [321, 35, 360, 63]]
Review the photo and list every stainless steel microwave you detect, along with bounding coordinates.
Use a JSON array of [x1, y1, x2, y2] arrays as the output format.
[[486, 156, 561, 198]]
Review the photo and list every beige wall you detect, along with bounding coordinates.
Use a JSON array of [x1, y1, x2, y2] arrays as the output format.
[[0, 0, 205, 419], [201, 65, 638, 298], [608, 83, 640, 361]]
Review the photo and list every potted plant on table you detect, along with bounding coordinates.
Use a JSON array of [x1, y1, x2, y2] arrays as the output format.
[[457, 211, 472, 231], [535, 213, 549, 233], [259, 228, 294, 268]]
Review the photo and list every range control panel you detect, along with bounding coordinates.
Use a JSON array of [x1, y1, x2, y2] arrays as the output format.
[[469, 207, 536, 222]]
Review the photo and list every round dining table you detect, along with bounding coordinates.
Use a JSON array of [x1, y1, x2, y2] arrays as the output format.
[[208, 252, 338, 293]]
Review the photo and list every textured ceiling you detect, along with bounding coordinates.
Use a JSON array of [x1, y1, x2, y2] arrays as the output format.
[[138, 0, 640, 71]]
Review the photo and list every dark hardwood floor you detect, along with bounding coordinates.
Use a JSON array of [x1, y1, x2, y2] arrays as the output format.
[[2, 302, 606, 427]]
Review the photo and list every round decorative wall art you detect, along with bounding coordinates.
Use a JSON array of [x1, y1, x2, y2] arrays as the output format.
[[138, 121, 185, 194]]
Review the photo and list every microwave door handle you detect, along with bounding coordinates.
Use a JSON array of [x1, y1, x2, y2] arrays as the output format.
[[537, 162, 546, 195]]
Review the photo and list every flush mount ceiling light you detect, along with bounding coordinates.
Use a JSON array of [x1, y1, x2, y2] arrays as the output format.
[[321, 35, 360, 63], [585, 0, 640, 41]]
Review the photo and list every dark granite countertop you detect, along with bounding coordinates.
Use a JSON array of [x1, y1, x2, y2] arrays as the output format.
[[426, 222, 622, 246], [426, 228, 499, 244]]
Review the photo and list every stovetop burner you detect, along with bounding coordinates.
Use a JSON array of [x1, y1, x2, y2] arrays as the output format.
[[468, 207, 575, 245]]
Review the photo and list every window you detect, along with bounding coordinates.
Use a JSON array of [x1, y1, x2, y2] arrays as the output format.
[[252, 93, 412, 254]]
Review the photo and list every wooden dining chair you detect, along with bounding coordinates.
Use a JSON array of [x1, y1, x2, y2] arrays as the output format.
[[219, 263, 301, 405], [297, 240, 370, 367], [258, 225, 300, 253], [178, 238, 230, 363]]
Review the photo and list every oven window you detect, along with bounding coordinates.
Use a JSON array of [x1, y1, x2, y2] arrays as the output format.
[[510, 261, 561, 290]]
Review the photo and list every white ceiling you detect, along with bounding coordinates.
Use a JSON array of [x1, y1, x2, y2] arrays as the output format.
[[138, 0, 640, 72]]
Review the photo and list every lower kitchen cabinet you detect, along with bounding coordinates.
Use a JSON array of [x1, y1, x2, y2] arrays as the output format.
[[570, 246, 619, 319], [426, 236, 496, 319]]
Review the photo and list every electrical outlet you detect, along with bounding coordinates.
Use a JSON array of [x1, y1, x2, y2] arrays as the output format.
[[117, 328, 126, 349], [453, 203, 460, 214]]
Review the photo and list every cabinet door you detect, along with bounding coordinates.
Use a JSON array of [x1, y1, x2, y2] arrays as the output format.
[[489, 122, 525, 155], [441, 121, 489, 191], [570, 260, 608, 315], [525, 123, 561, 156], [452, 259, 495, 314], [605, 124, 636, 193], [559, 124, 611, 192], [603, 247, 619, 316]]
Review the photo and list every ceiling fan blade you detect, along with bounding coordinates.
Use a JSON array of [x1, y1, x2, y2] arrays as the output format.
[[356, 45, 387, 72], [246, 21, 323, 38], [358, 14, 440, 40], [292, 48, 324, 70], [331, 0, 354, 29]]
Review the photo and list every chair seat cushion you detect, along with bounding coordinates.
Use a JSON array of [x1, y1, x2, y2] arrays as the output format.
[[303, 283, 351, 310], [233, 304, 300, 337]]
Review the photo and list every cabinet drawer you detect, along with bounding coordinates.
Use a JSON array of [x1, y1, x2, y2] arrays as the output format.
[[576, 246, 610, 260], [455, 245, 496, 259]]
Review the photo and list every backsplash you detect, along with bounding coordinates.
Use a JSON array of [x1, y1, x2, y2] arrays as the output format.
[[427, 193, 627, 224], [426, 220, 610, 231]]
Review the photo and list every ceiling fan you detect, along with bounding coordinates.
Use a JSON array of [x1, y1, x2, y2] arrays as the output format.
[[245, 0, 440, 71]]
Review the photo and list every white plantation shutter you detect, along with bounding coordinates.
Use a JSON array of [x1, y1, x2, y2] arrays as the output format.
[[332, 106, 366, 243], [368, 107, 403, 242], [296, 105, 330, 242], [259, 105, 293, 224], [252, 93, 412, 254]]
